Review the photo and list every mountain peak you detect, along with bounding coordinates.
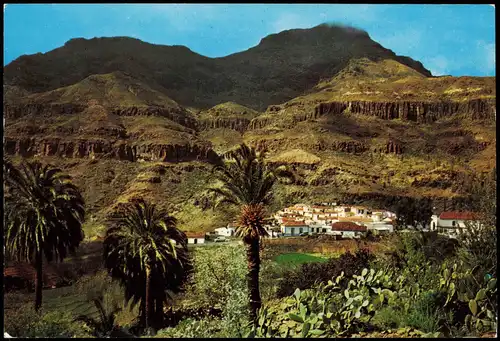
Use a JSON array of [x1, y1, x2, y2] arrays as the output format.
[[5, 24, 432, 110], [258, 23, 370, 47]]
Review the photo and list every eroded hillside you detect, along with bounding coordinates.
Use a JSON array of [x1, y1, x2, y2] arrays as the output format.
[[4, 25, 496, 234]]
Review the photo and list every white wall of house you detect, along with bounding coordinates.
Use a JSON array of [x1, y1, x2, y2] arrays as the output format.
[[431, 215, 439, 231], [438, 219, 467, 228], [280, 225, 310, 236], [215, 227, 235, 237], [383, 211, 397, 219], [354, 208, 366, 217], [341, 231, 356, 239], [366, 222, 394, 234], [188, 237, 205, 244], [264, 230, 280, 238]]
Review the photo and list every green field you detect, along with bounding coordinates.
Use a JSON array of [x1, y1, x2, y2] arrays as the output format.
[[273, 252, 329, 268]]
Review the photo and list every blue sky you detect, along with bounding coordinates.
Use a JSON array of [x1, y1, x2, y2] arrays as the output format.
[[4, 4, 495, 76]]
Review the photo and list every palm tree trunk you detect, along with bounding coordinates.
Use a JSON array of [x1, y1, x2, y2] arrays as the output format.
[[145, 267, 152, 330], [245, 237, 261, 322], [34, 250, 43, 311], [139, 299, 146, 327], [35, 248, 43, 311], [155, 296, 164, 329]]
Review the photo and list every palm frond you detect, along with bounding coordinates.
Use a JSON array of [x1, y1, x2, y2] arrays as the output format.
[[4, 160, 85, 264], [209, 143, 279, 207], [103, 199, 192, 322]]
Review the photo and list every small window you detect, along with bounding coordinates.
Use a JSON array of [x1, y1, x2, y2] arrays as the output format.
[[322, 228, 327, 233], [291, 228, 295, 236], [432, 222, 436, 229], [452, 221, 456, 227], [299, 228, 303, 233]]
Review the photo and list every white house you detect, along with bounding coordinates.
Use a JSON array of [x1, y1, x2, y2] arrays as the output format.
[[280, 222, 310, 236], [331, 222, 367, 239], [366, 221, 394, 235], [371, 211, 385, 222], [264, 226, 281, 238], [186, 232, 205, 244], [337, 206, 355, 218], [383, 211, 397, 219], [431, 211, 479, 238], [214, 226, 235, 237], [307, 223, 332, 234], [352, 206, 368, 217]]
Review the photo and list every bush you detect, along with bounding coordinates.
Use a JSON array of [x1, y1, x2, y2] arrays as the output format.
[[403, 291, 444, 333], [457, 222, 497, 281], [154, 317, 223, 338], [4, 304, 92, 338], [260, 258, 287, 302], [179, 244, 250, 337], [371, 306, 404, 330], [276, 249, 375, 298], [253, 266, 427, 338]]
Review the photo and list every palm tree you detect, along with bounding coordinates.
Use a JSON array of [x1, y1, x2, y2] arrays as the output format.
[[74, 296, 122, 337], [209, 144, 290, 322], [4, 159, 85, 311], [103, 199, 191, 331]]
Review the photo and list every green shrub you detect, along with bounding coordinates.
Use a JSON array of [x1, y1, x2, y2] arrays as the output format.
[[371, 306, 404, 329], [403, 291, 442, 333], [276, 249, 375, 298], [260, 258, 287, 302], [4, 304, 92, 338], [153, 317, 223, 338], [180, 244, 250, 337]]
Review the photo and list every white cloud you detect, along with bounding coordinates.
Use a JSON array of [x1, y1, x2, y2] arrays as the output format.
[[316, 4, 382, 24], [425, 55, 450, 76], [476, 40, 495, 74], [272, 13, 313, 33], [270, 5, 383, 34], [375, 29, 424, 54]]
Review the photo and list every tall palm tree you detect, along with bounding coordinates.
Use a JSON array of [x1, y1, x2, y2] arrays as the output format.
[[4, 159, 85, 311], [209, 144, 290, 322], [103, 199, 191, 331]]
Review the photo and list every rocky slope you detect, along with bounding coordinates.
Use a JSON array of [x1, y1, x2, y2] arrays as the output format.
[[3, 25, 496, 233]]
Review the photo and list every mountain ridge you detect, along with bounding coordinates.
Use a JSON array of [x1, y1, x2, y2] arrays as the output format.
[[4, 24, 496, 234], [4, 24, 432, 111]]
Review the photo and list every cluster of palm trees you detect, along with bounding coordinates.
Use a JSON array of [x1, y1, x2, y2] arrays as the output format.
[[4, 143, 289, 333]]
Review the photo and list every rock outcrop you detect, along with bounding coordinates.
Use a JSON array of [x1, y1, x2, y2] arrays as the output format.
[[316, 98, 495, 122], [111, 106, 198, 130], [198, 117, 251, 133], [4, 137, 220, 164], [4, 103, 87, 119], [372, 140, 404, 154], [4, 103, 197, 131], [252, 138, 366, 154]]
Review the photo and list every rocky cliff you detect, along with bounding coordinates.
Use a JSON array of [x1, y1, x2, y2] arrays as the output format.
[[4, 137, 220, 164], [316, 98, 495, 122], [198, 117, 251, 133]]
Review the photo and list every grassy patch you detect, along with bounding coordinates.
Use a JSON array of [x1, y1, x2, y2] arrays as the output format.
[[273, 252, 329, 268]]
